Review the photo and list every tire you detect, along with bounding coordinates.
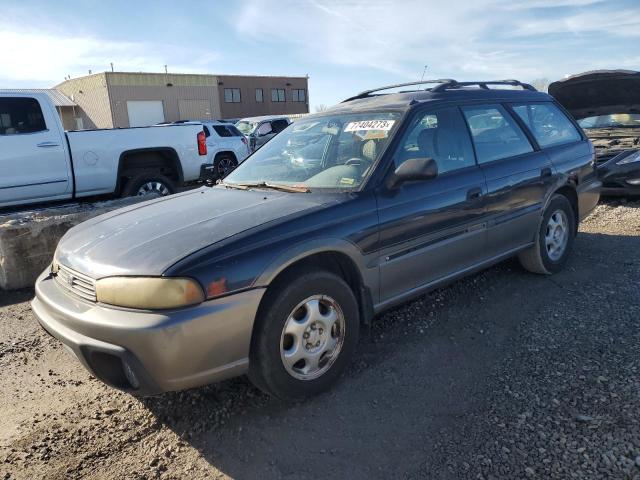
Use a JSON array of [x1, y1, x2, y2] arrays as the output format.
[[121, 172, 175, 198], [213, 154, 238, 179], [518, 194, 576, 274], [248, 270, 360, 400]]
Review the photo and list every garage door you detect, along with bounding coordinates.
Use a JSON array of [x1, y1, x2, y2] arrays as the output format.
[[178, 100, 213, 121], [126, 101, 165, 127]]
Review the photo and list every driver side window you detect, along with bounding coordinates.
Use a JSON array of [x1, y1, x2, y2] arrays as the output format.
[[394, 107, 476, 174]]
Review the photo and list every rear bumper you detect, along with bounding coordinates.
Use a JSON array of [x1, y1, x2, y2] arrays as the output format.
[[199, 163, 216, 182], [32, 270, 265, 396]]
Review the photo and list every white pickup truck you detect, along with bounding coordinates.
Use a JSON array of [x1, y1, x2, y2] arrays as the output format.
[[0, 92, 213, 208]]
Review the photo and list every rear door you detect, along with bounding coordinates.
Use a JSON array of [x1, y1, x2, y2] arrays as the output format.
[[0, 96, 71, 206], [461, 103, 553, 257], [377, 106, 487, 304]]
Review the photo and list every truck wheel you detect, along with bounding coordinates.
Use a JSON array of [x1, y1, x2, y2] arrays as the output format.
[[121, 173, 175, 198], [214, 155, 238, 179], [518, 194, 576, 274], [249, 270, 359, 400]]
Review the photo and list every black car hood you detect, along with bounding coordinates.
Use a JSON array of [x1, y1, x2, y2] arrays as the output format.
[[56, 187, 327, 279], [549, 70, 640, 119]]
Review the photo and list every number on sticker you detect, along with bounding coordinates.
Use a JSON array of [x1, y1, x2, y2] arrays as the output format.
[[344, 120, 395, 132]]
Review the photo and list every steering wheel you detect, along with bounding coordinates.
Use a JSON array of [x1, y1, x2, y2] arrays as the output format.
[[344, 157, 366, 166]]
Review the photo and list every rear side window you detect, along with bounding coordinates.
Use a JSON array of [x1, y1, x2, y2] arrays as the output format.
[[0, 97, 47, 135], [511, 102, 582, 148], [462, 105, 533, 164], [213, 125, 233, 137], [227, 125, 243, 136], [203, 125, 211, 137], [394, 107, 476, 174], [272, 119, 289, 134]]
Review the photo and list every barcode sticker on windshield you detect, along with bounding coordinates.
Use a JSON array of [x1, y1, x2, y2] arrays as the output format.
[[344, 120, 395, 132]]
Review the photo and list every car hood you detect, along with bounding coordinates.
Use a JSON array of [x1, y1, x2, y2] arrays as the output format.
[[549, 70, 640, 119], [55, 187, 327, 279]]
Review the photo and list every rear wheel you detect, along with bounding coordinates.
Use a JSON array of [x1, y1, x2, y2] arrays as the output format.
[[249, 270, 359, 400], [518, 194, 575, 274], [121, 172, 175, 198], [214, 154, 238, 179]]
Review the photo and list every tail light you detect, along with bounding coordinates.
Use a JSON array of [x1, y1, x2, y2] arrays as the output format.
[[197, 131, 207, 156]]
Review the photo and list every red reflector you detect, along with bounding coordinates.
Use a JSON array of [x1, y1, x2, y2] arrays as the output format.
[[197, 131, 207, 156], [241, 136, 248, 145]]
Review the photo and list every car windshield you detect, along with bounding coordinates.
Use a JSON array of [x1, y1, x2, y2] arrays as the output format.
[[224, 112, 400, 190], [578, 114, 640, 129], [236, 121, 256, 135]]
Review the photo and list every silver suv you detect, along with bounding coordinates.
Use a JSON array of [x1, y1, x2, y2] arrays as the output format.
[[236, 115, 291, 151]]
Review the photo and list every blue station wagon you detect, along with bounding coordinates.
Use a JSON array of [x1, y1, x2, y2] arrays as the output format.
[[32, 79, 601, 399]]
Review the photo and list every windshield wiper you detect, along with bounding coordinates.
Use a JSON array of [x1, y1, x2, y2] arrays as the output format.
[[219, 181, 310, 193]]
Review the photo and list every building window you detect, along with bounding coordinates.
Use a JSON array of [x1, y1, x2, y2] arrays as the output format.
[[292, 89, 306, 102], [224, 88, 241, 103], [271, 89, 286, 102], [255, 88, 263, 102]]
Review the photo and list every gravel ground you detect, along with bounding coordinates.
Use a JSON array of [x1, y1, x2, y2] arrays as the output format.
[[0, 198, 638, 479]]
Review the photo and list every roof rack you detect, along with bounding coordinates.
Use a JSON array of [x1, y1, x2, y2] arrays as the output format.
[[341, 79, 456, 102], [431, 79, 536, 92]]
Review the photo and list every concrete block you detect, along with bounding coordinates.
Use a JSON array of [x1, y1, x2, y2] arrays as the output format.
[[0, 197, 152, 291]]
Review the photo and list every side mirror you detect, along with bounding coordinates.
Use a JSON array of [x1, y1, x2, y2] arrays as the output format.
[[386, 157, 438, 189]]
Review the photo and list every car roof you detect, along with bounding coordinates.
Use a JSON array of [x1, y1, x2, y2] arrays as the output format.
[[319, 79, 552, 116], [237, 115, 290, 123]]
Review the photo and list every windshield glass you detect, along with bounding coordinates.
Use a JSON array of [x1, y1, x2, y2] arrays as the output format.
[[578, 114, 640, 129], [236, 121, 256, 135], [224, 112, 400, 190]]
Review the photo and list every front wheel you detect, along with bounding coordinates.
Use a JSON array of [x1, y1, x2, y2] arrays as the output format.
[[518, 194, 576, 274], [249, 270, 359, 400]]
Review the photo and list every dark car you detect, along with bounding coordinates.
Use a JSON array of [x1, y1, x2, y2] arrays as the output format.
[[32, 79, 600, 400], [549, 70, 640, 195]]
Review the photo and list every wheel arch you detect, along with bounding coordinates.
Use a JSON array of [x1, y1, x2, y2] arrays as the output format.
[[214, 150, 238, 162], [552, 184, 579, 234], [255, 241, 375, 326], [117, 147, 184, 193]]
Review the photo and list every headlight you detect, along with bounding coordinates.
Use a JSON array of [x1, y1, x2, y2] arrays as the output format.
[[616, 150, 640, 165], [96, 277, 205, 309]]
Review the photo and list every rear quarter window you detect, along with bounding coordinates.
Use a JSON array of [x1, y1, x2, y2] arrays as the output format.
[[511, 102, 582, 148], [212, 125, 234, 137]]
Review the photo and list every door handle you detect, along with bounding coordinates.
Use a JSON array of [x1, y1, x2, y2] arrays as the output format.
[[37, 142, 60, 148], [466, 187, 483, 200], [541, 167, 552, 178]]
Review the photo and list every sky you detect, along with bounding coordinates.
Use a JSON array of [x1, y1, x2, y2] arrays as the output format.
[[0, 0, 638, 110]]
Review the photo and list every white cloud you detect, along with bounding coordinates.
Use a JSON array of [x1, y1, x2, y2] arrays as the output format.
[[0, 24, 219, 88], [233, 0, 638, 84]]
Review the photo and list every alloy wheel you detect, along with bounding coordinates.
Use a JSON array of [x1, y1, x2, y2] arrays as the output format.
[[545, 209, 569, 261], [280, 295, 346, 381], [136, 181, 171, 196]]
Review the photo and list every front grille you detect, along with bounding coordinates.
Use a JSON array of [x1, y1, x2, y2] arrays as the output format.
[[54, 264, 97, 302]]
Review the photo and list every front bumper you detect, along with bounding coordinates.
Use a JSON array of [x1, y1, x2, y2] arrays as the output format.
[[31, 270, 265, 396], [597, 152, 640, 197]]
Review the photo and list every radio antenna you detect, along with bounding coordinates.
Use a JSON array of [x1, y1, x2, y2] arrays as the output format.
[[411, 65, 428, 104]]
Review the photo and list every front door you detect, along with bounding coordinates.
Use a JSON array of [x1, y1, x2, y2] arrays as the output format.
[[0, 96, 71, 206], [377, 106, 487, 304]]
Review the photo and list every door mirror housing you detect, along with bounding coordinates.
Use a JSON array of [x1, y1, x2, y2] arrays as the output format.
[[386, 157, 438, 189]]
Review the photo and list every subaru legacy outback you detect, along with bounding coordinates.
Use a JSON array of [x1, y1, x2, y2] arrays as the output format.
[[32, 79, 601, 399]]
